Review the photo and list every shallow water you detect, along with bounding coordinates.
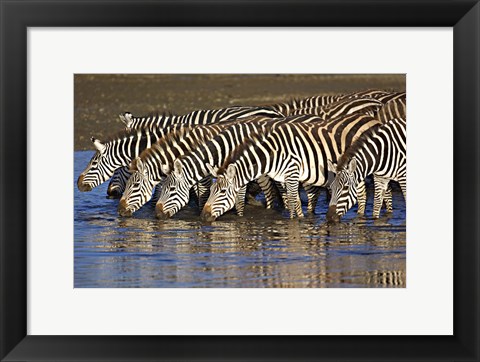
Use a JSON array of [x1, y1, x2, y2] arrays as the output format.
[[75, 151, 406, 288]]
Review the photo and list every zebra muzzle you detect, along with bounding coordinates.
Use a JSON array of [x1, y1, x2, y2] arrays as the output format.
[[77, 174, 92, 192], [118, 199, 133, 217], [200, 205, 216, 222], [107, 186, 122, 199], [326, 205, 341, 223], [155, 203, 171, 219]]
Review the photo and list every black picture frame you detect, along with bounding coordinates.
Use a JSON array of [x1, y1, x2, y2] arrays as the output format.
[[1, 1, 479, 361]]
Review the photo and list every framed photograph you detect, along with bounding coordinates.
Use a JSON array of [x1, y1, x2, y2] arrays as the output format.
[[1, 1, 479, 361]]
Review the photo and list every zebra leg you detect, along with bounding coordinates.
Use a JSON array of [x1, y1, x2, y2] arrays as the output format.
[[373, 176, 390, 218], [356, 181, 367, 215], [196, 177, 212, 211], [398, 177, 407, 204], [303, 184, 322, 214], [256, 175, 277, 209], [383, 184, 393, 213], [235, 184, 248, 216], [285, 171, 303, 219], [275, 181, 288, 210]]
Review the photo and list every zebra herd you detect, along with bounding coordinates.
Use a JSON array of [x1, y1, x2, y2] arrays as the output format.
[[77, 89, 406, 223]]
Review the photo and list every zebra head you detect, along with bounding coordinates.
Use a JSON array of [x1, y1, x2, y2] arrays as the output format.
[[77, 137, 113, 192], [201, 164, 239, 222], [155, 159, 191, 219], [118, 158, 157, 217], [326, 158, 358, 223]]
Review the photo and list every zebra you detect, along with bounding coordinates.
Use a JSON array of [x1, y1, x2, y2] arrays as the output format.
[[326, 117, 406, 222], [323, 95, 407, 214], [77, 105, 284, 194], [196, 112, 383, 221], [117, 117, 289, 217]]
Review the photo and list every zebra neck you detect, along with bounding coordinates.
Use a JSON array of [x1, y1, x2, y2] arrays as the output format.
[[234, 157, 261, 190], [352, 150, 376, 182]]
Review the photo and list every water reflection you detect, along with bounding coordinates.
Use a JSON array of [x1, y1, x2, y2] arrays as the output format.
[[75, 151, 405, 288]]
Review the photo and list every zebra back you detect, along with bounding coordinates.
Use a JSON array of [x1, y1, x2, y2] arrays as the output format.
[[119, 106, 283, 131]]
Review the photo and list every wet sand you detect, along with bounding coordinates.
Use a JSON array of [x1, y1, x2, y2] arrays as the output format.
[[74, 74, 405, 150]]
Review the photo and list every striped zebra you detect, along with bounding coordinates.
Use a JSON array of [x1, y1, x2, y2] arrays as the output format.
[[326, 117, 406, 222], [194, 113, 382, 221], [117, 117, 290, 217], [326, 95, 406, 214], [77, 105, 283, 194]]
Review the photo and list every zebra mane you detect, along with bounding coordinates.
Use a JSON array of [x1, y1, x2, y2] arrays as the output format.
[[97, 126, 144, 145], [129, 110, 174, 120], [335, 121, 385, 171]]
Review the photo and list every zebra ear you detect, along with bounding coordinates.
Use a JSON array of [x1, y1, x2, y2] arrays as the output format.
[[91, 137, 106, 153], [206, 163, 218, 178], [120, 112, 133, 128], [348, 158, 357, 173], [131, 157, 147, 175], [226, 164, 236, 181], [173, 159, 183, 177], [327, 159, 337, 173], [129, 158, 138, 172]]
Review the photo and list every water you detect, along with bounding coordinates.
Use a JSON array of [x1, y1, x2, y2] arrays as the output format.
[[75, 151, 406, 288]]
